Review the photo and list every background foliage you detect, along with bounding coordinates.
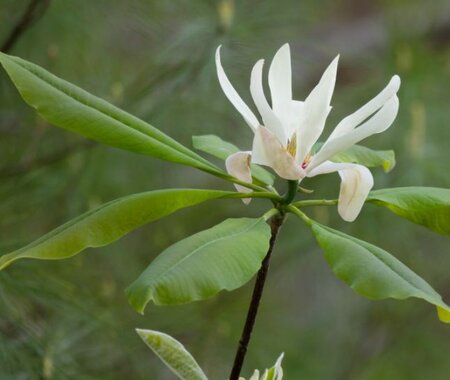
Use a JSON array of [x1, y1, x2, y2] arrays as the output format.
[[0, 0, 449, 379]]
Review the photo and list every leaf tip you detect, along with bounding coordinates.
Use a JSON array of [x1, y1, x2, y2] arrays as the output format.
[[437, 305, 450, 324]]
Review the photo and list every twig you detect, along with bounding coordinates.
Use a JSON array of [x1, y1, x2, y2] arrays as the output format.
[[229, 213, 285, 380], [1, 0, 52, 53]]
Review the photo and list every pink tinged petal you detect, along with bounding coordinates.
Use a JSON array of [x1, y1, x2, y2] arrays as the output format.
[[327, 75, 401, 140], [269, 43, 293, 123], [309, 95, 399, 170], [252, 126, 305, 180], [215, 46, 259, 131], [295, 55, 339, 164], [225, 151, 253, 205], [307, 161, 374, 222], [250, 59, 287, 143]]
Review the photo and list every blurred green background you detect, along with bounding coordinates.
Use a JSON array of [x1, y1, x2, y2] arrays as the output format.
[[0, 0, 449, 379]]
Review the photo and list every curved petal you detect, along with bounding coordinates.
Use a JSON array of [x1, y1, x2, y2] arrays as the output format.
[[252, 126, 305, 180], [268, 43, 292, 119], [327, 75, 401, 140], [225, 151, 253, 204], [307, 161, 374, 222], [250, 59, 287, 143], [309, 95, 399, 170], [295, 55, 339, 164], [215, 46, 259, 131]]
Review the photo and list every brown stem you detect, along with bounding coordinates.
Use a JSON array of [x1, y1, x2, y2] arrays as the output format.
[[229, 213, 285, 380], [1, 0, 52, 53]]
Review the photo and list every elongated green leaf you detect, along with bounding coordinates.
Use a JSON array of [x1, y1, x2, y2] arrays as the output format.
[[0, 53, 223, 176], [368, 187, 450, 235], [192, 134, 275, 185], [331, 145, 395, 172], [313, 143, 396, 172], [127, 217, 271, 313], [136, 329, 207, 380], [311, 223, 450, 323], [0, 189, 239, 270]]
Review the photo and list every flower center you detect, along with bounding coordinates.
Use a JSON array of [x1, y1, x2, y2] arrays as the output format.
[[301, 152, 312, 169], [286, 133, 297, 158]]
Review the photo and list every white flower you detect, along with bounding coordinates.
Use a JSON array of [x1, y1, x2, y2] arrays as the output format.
[[216, 43, 400, 221], [239, 353, 284, 380]]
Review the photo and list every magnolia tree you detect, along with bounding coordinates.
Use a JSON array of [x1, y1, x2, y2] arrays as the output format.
[[0, 43, 449, 380]]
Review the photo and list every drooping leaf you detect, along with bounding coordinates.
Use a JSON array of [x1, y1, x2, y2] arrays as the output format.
[[331, 145, 395, 172], [311, 223, 450, 323], [192, 134, 275, 185], [313, 143, 396, 172], [368, 187, 450, 235], [0, 53, 224, 177], [0, 189, 240, 270], [136, 329, 207, 380], [127, 217, 271, 313]]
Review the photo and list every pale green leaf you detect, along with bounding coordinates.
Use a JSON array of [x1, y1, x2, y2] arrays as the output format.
[[192, 134, 275, 185], [0, 52, 224, 176], [331, 145, 395, 172], [311, 223, 450, 323], [127, 217, 271, 313], [368, 187, 450, 235], [313, 143, 396, 172], [136, 329, 207, 380], [0, 189, 238, 270]]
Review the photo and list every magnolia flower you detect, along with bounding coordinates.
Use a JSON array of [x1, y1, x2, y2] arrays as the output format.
[[216, 44, 400, 221], [239, 353, 284, 380]]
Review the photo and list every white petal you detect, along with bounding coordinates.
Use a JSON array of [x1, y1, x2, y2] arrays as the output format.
[[273, 353, 285, 380], [279, 99, 305, 140], [295, 55, 339, 164], [327, 75, 401, 140], [248, 370, 260, 380], [307, 161, 374, 222], [252, 126, 305, 180], [269, 43, 292, 118], [225, 151, 253, 204], [250, 59, 287, 143], [309, 95, 399, 170], [215, 46, 259, 131]]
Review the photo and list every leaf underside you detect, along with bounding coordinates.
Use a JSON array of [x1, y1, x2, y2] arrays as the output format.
[[368, 187, 450, 235], [136, 329, 207, 380], [311, 223, 450, 323]]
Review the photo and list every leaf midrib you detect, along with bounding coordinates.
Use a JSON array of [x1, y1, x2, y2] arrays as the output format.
[[148, 218, 264, 290], [320, 224, 439, 302], [7, 55, 216, 170]]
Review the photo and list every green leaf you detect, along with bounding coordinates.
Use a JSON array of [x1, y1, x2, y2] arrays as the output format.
[[0, 189, 239, 270], [127, 217, 271, 313], [136, 329, 207, 380], [192, 134, 275, 185], [331, 145, 396, 172], [0, 52, 223, 176], [368, 187, 450, 235], [311, 223, 450, 323], [313, 143, 396, 172]]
